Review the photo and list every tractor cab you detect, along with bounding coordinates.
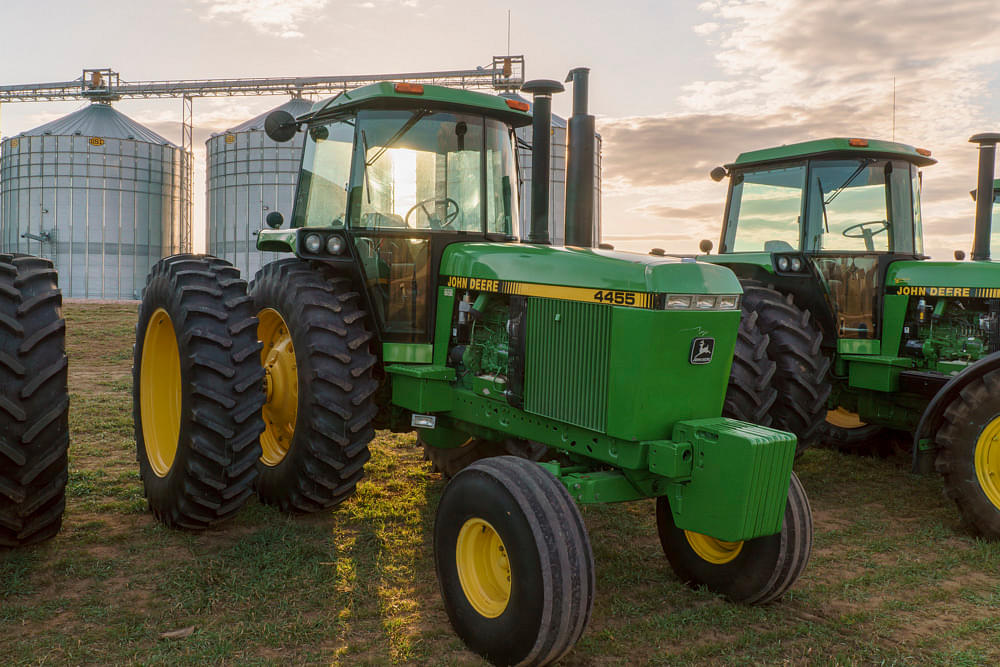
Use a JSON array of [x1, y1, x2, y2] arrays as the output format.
[[710, 138, 937, 344], [258, 82, 531, 348]]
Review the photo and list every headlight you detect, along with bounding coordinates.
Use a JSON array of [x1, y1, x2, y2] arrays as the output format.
[[695, 295, 716, 309], [304, 233, 322, 253], [717, 295, 740, 310], [776, 256, 790, 271], [790, 257, 803, 272], [666, 294, 693, 309], [326, 235, 345, 255]]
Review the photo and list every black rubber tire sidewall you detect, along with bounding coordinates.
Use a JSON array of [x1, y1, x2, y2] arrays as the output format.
[[435, 467, 546, 665]]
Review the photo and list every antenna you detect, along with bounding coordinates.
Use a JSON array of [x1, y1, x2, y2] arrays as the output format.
[[507, 10, 511, 56], [892, 76, 896, 141]]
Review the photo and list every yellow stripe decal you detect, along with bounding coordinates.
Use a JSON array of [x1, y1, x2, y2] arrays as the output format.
[[443, 275, 655, 309]]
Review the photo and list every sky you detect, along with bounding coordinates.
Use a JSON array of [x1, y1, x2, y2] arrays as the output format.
[[1, 0, 998, 260]]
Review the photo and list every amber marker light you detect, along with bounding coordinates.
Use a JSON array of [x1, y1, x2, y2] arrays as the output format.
[[916, 148, 932, 156], [848, 138, 869, 147], [394, 83, 424, 94], [505, 99, 530, 112]]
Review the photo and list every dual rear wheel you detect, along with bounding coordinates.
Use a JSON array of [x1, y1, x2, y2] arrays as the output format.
[[133, 256, 377, 526]]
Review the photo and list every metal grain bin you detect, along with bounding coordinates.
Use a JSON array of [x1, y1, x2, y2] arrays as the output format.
[[0, 102, 184, 299], [205, 97, 314, 280]]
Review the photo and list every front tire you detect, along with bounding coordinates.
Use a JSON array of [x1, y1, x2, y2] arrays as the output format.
[[656, 471, 812, 604], [249, 259, 378, 513], [935, 370, 1000, 537], [133, 255, 264, 529], [0, 255, 69, 548], [741, 284, 830, 454], [434, 456, 595, 665]]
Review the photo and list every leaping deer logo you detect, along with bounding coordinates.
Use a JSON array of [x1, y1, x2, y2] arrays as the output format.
[[690, 337, 715, 365]]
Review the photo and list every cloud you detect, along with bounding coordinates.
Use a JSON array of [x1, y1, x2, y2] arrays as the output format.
[[199, 0, 328, 38], [598, 0, 1000, 259]]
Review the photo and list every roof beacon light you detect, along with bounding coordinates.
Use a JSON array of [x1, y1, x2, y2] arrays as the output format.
[[916, 147, 932, 157], [505, 98, 530, 112], [848, 138, 869, 147], [394, 83, 424, 95]]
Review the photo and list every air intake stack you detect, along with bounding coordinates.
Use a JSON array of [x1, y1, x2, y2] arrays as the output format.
[[564, 67, 596, 247], [520, 79, 564, 245], [970, 132, 1000, 261]]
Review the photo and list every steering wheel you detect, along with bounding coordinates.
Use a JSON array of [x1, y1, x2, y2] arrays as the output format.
[[841, 219, 888, 251], [405, 197, 460, 229]]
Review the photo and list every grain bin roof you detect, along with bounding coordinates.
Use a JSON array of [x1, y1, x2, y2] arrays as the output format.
[[20, 102, 174, 145], [219, 97, 315, 135]]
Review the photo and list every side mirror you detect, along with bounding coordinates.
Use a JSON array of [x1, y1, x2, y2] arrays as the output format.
[[265, 211, 284, 229], [699, 239, 714, 254], [955, 249, 966, 261], [710, 166, 728, 182], [264, 110, 298, 143]]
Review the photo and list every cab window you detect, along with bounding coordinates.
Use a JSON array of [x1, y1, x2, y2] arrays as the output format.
[[723, 164, 805, 252], [291, 117, 354, 228]]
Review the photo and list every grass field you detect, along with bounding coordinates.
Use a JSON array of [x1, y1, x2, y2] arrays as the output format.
[[2, 302, 1000, 665]]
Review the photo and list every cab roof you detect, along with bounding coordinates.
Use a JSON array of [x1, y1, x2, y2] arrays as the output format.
[[729, 137, 937, 169], [301, 82, 533, 127]]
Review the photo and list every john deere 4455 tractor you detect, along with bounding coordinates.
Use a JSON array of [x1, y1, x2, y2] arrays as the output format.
[[132, 70, 812, 664], [704, 132, 1000, 538]]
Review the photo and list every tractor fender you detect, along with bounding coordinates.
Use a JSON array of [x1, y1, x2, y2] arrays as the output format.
[[912, 350, 1000, 472]]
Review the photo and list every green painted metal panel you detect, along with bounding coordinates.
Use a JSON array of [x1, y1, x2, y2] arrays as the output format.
[[886, 260, 1000, 290], [838, 339, 880, 355], [256, 228, 297, 253], [702, 253, 776, 274], [606, 309, 737, 441], [844, 355, 911, 392], [525, 298, 610, 432], [304, 82, 532, 127], [383, 342, 433, 363], [729, 137, 936, 169], [440, 243, 744, 295]]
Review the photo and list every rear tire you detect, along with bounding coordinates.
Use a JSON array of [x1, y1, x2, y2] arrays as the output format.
[[422, 437, 549, 479], [724, 310, 777, 425], [935, 370, 1000, 538], [656, 471, 812, 604], [741, 284, 830, 454], [434, 456, 595, 665], [133, 255, 264, 529], [250, 259, 378, 513], [0, 255, 69, 548]]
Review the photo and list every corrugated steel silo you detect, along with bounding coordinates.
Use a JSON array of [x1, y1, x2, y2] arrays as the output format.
[[0, 102, 184, 299], [206, 97, 314, 280], [508, 94, 602, 245]]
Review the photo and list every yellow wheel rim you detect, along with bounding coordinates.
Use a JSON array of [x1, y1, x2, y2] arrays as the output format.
[[258, 308, 298, 467], [826, 407, 866, 429], [140, 308, 182, 478], [975, 416, 1000, 510], [456, 518, 511, 618], [684, 530, 744, 565]]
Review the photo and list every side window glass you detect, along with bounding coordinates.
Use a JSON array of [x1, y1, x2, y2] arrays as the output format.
[[292, 118, 354, 228], [725, 164, 805, 252]]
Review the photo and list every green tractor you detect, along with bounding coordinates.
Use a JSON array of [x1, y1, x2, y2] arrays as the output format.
[[704, 132, 1000, 538], [0, 254, 69, 548], [131, 71, 812, 664]]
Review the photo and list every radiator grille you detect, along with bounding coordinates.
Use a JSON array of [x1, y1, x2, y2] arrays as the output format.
[[524, 298, 610, 432]]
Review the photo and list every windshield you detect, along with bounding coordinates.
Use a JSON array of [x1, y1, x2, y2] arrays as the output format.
[[804, 159, 914, 252], [349, 109, 519, 234], [291, 117, 355, 228]]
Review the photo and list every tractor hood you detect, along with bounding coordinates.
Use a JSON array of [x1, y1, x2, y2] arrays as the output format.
[[439, 243, 743, 296], [886, 260, 1000, 295]]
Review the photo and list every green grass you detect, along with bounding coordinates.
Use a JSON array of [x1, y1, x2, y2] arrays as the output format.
[[2, 302, 1000, 665]]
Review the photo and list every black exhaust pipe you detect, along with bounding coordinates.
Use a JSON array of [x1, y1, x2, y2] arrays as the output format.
[[520, 79, 564, 245], [970, 133, 1000, 261], [564, 67, 596, 248]]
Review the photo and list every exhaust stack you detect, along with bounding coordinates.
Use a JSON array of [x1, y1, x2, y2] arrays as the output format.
[[520, 79, 564, 245], [564, 67, 596, 247], [970, 133, 1000, 261]]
